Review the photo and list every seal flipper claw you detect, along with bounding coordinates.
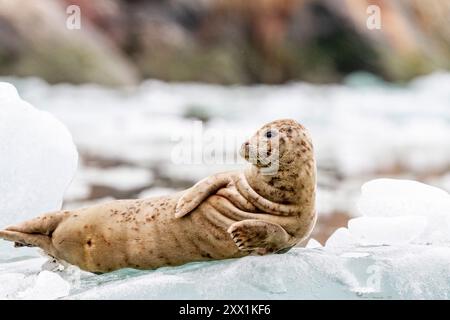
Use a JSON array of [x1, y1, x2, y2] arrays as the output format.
[[227, 219, 293, 254], [175, 172, 233, 218]]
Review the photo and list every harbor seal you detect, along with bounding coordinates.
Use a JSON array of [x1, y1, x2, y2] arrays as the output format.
[[0, 119, 317, 273]]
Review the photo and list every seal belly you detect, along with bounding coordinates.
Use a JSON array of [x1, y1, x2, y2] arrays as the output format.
[[130, 202, 243, 268], [189, 202, 241, 259], [52, 194, 242, 273]]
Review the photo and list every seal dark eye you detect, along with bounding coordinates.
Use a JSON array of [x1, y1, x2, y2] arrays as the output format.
[[265, 130, 276, 138]]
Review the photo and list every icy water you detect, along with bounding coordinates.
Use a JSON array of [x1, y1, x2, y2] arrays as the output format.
[[1, 72, 450, 299]]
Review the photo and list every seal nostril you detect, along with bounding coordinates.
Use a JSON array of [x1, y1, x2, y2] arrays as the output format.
[[245, 142, 249, 146]]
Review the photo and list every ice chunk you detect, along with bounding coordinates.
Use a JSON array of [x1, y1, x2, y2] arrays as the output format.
[[328, 179, 449, 249], [357, 179, 450, 218], [348, 216, 428, 246], [325, 227, 357, 249], [305, 238, 323, 249], [356, 179, 450, 244], [0, 82, 78, 228], [18, 271, 70, 300]]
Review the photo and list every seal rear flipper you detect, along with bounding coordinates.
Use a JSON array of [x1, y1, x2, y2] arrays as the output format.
[[227, 219, 293, 255], [0, 230, 56, 256], [175, 172, 233, 218], [5, 211, 66, 236]]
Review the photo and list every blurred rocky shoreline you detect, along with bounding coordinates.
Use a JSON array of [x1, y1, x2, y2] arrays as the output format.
[[0, 0, 449, 86]]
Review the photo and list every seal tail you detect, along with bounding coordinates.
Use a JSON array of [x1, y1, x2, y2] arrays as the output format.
[[0, 211, 66, 256]]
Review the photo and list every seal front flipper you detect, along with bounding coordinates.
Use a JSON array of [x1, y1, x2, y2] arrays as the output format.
[[227, 219, 293, 255], [175, 172, 233, 218]]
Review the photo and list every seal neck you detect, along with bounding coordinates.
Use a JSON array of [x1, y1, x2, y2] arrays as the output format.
[[244, 159, 316, 210]]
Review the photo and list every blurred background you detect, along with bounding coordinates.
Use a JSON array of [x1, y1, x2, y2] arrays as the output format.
[[1, 0, 450, 243]]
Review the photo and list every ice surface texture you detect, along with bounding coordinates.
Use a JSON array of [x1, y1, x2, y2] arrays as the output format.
[[66, 245, 450, 300], [0, 82, 78, 229], [2, 245, 448, 300]]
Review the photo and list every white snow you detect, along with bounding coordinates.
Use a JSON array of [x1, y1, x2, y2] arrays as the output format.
[[0, 82, 78, 228]]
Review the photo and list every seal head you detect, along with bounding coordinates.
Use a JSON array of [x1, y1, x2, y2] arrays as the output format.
[[241, 119, 316, 207]]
